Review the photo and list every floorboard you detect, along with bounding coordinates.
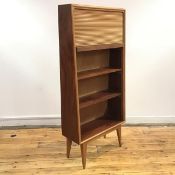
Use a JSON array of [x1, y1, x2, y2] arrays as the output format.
[[0, 126, 175, 175]]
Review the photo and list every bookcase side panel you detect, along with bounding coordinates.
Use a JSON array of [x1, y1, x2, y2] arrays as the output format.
[[58, 5, 80, 144], [122, 11, 126, 122]]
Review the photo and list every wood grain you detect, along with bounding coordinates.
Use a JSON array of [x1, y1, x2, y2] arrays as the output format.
[[79, 90, 121, 109], [73, 4, 125, 12], [78, 67, 121, 80], [122, 11, 126, 121], [59, 4, 125, 168], [80, 143, 87, 169], [81, 118, 123, 143], [66, 138, 72, 158], [77, 49, 109, 72], [73, 7, 124, 46], [116, 127, 122, 147], [80, 102, 107, 126], [58, 5, 80, 144], [0, 127, 175, 174], [77, 43, 123, 52], [78, 76, 108, 97]]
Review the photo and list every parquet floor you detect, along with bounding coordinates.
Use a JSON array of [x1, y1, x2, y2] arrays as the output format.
[[0, 126, 175, 175]]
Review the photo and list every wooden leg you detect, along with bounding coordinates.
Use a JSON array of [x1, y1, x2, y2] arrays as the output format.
[[104, 134, 106, 138], [66, 138, 72, 158], [80, 143, 87, 169], [116, 126, 122, 147]]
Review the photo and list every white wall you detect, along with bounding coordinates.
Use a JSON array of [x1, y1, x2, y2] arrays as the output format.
[[0, 0, 175, 126], [0, 0, 61, 125]]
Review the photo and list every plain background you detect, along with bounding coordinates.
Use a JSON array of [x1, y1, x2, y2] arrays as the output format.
[[0, 0, 175, 126]]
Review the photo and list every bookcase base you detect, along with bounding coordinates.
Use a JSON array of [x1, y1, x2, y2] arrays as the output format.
[[66, 125, 122, 169]]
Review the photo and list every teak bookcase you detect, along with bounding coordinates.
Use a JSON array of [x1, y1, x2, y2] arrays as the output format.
[[58, 4, 125, 169]]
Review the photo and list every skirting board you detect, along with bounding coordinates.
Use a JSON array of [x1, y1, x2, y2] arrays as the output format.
[[0, 115, 175, 127], [0, 115, 61, 127], [127, 116, 175, 124]]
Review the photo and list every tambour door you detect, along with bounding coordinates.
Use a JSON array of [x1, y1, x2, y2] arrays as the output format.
[[73, 6, 124, 46]]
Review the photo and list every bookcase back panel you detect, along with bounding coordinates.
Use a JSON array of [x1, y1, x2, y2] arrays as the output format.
[[73, 8, 123, 46], [80, 102, 107, 125], [109, 73, 122, 92], [109, 48, 122, 69], [78, 76, 108, 97], [107, 97, 123, 121], [77, 50, 109, 72]]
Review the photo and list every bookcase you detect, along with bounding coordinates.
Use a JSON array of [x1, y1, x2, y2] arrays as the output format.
[[58, 4, 125, 169]]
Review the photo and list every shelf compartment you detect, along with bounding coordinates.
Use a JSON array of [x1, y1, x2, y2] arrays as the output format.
[[81, 118, 124, 143], [77, 43, 123, 52], [79, 90, 121, 109], [78, 67, 121, 80]]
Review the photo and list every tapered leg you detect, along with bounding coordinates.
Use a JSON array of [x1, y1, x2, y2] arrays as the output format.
[[66, 138, 72, 158], [104, 134, 106, 138], [80, 143, 87, 169], [116, 126, 122, 147]]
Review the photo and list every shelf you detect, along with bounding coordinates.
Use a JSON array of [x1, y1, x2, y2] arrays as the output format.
[[79, 91, 121, 109], [78, 68, 121, 80], [81, 118, 124, 143], [76, 43, 123, 52]]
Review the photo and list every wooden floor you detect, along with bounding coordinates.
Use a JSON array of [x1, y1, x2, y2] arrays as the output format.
[[0, 126, 175, 175]]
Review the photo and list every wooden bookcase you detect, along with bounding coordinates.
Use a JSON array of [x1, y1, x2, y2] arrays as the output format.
[[58, 4, 125, 169]]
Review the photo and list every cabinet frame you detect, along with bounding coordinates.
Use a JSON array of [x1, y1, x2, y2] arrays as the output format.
[[58, 4, 125, 169]]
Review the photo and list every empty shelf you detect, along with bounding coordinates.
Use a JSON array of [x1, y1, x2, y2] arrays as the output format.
[[81, 118, 124, 143], [79, 91, 121, 109], [78, 68, 121, 80]]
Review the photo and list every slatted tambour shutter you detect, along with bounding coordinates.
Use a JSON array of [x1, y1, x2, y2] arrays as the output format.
[[73, 7, 124, 46]]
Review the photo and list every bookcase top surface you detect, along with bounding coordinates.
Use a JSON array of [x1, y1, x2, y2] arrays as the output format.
[[59, 4, 125, 12]]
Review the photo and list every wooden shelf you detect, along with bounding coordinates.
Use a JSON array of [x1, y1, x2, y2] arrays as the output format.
[[79, 91, 121, 109], [77, 43, 123, 52], [81, 118, 123, 143], [78, 68, 121, 80]]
